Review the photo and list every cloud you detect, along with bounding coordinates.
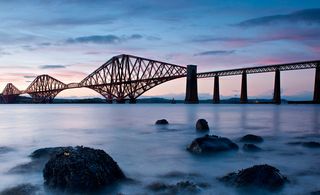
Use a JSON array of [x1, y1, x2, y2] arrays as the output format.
[[39, 65, 66, 69], [66, 34, 144, 44], [23, 75, 36, 79], [194, 50, 235, 56], [237, 8, 320, 27]]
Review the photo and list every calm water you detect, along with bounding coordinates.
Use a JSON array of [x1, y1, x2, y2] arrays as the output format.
[[0, 104, 319, 194]]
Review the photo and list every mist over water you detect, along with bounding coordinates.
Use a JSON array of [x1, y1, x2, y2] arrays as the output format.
[[0, 104, 319, 194]]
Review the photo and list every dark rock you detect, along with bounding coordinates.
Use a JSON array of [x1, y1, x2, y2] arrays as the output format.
[[30, 146, 73, 159], [219, 164, 288, 191], [187, 135, 238, 154], [287, 141, 320, 148], [9, 160, 43, 173], [196, 119, 209, 131], [0, 183, 39, 195], [240, 134, 263, 143], [9, 147, 72, 174], [146, 181, 201, 194], [43, 146, 125, 192], [160, 171, 200, 178], [302, 141, 320, 148], [311, 190, 320, 195], [243, 144, 262, 152], [155, 119, 169, 125], [0, 146, 14, 154]]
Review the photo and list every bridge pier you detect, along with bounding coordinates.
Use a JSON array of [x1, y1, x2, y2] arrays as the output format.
[[2, 95, 18, 103], [240, 70, 248, 103], [129, 98, 137, 104], [116, 98, 125, 104], [314, 64, 320, 103], [185, 65, 199, 104], [273, 69, 281, 104], [213, 76, 220, 103]]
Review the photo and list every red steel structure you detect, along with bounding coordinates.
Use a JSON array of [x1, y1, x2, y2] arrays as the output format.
[[0, 54, 187, 103], [0, 54, 319, 104]]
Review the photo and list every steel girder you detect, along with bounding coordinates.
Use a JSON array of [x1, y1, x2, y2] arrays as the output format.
[[80, 54, 187, 101], [25, 75, 68, 103], [197, 60, 320, 78]]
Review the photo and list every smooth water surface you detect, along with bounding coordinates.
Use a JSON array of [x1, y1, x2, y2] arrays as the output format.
[[0, 104, 319, 194]]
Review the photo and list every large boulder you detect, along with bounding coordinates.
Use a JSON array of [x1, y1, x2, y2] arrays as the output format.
[[219, 164, 288, 191], [196, 119, 209, 131], [43, 146, 125, 192], [155, 119, 169, 125], [240, 134, 263, 143], [187, 135, 238, 154]]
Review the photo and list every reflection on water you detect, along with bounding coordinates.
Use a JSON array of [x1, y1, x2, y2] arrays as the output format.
[[0, 104, 319, 194]]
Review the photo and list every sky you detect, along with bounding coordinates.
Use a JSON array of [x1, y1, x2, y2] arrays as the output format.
[[0, 0, 319, 100]]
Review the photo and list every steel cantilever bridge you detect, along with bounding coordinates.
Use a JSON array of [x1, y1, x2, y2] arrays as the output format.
[[0, 54, 319, 104]]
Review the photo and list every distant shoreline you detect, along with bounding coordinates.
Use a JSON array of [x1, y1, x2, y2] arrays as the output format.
[[1, 96, 317, 104]]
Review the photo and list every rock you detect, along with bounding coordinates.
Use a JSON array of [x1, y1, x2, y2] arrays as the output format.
[[302, 141, 320, 148], [187, 135, 238, 154], [146, 181, 201, 194], [196, 119, 209, 131], [311, 190, 320, 195], [155, 119, 169, 125], [287, 141, 320, 148], [9, 147, 73, 174], [219, 164, 288, 191], [0, 183, 39, 195], [240, 134, 263, 143], [43, 146, 125, 192], [243, 144, 262, 152], [30, 146, 73, 159], [0, 146, 14, 154]]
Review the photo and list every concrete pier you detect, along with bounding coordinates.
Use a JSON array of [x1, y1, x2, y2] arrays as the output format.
[[213, 76, 220, 103], [273, 69, 281, 104], [314, 64, 320, 103], [185, 65, 199, 104], [240, 70, 248, 103]]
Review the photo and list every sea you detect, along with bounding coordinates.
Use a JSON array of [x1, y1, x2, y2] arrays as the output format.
[[0, 104, 319, 194]]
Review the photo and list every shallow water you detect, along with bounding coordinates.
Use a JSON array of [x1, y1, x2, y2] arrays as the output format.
[[0, 104, 319, 194]]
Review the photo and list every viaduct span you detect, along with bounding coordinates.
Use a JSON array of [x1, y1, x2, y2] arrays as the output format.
[[0, 54, 319, 104]]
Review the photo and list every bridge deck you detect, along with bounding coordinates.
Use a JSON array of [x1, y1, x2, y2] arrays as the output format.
[[197, 60, 320, 78]]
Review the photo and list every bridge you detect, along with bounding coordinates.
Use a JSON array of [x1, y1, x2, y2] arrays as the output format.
[[0, 54, 319, 104]]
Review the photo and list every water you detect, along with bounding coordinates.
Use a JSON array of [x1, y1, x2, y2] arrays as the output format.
[[0, 104, 319, 194]]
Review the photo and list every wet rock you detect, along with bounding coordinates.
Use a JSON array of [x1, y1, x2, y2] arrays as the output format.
[[287, 141, 320, 148], [302, 141, 320, 148], [0, 183, 39, 195], [30, 146, 73, 159], [160, 171, 200, 178], [146, 181, 201, 194], [311, 190, 320, 195], [240, 134, 263, 143], [243, 144, 262, 152], [9, 160, 43, 173], [9, 147, 72, 174], [0, 146, 14, 154], [155, 119, 169, 125], [43, 146, 125, 192], [219, 164, 288, 191], [196, 119, 209, 131], [187, 135, 238, 154]]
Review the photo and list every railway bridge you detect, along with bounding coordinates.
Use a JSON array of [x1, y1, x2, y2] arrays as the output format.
[[0, 54, 319, 104]]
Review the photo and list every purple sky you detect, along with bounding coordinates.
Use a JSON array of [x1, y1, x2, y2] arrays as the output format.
[[0, 0, 319, 100]]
